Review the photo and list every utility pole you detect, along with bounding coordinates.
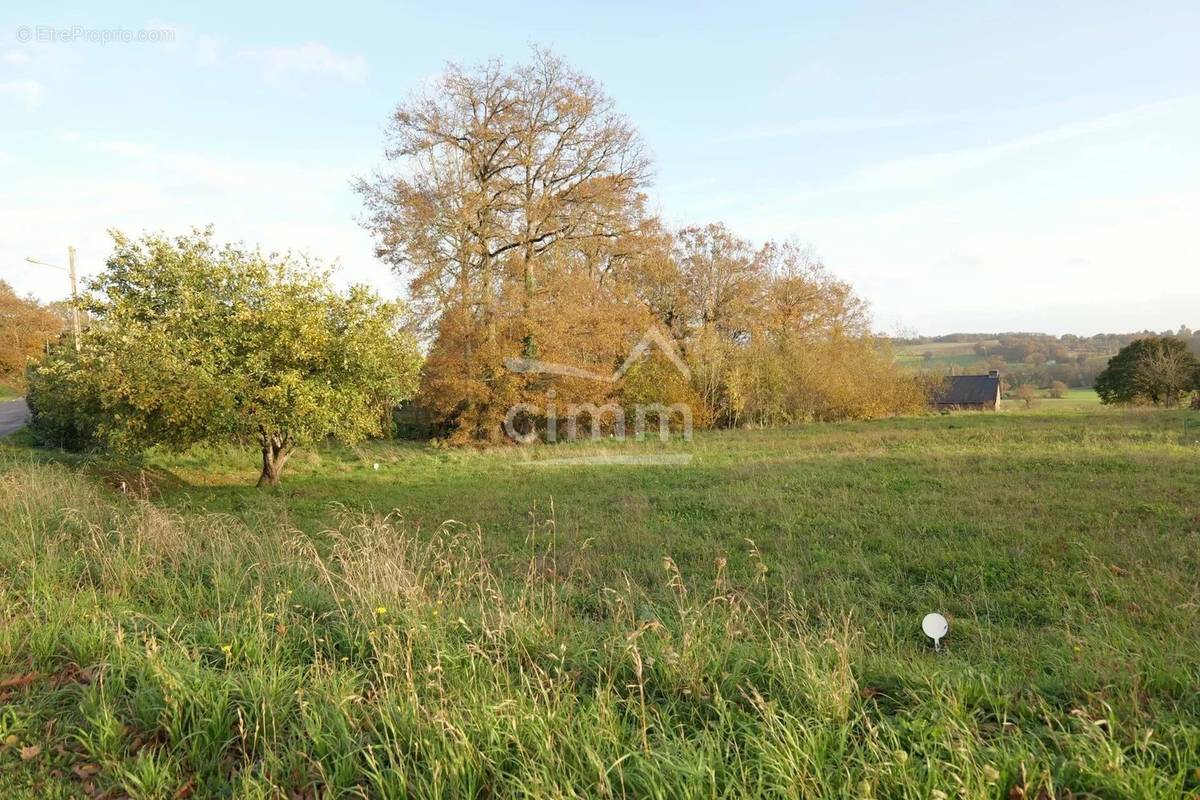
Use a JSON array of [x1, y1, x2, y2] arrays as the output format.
[[25, 247, 82, 352], [67, 245, 80, 351]]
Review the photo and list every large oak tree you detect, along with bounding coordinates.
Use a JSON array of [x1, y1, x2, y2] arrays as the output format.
[[358, 49, 650, 440]]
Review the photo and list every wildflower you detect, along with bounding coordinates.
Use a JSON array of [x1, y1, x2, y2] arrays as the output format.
[[220, 644, 232, 656], [375, 606, 388, 616]]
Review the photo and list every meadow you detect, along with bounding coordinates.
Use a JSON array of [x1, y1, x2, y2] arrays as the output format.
[[1, 405, 1198, 798], [893, 340, 1000, 370]]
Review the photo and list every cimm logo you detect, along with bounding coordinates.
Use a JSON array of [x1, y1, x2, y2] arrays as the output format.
[[501, 327, 694, 463]]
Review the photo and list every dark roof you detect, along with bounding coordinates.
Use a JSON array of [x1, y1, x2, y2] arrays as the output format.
[[935, 375, 1000, 405]]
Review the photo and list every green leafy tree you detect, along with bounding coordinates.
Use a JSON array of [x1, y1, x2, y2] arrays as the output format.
[[1095, 337, 1200, 407], [28, 229, 422, 485]]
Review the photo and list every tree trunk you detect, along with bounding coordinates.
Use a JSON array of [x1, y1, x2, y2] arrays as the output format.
[[257, 433, 292, 487]]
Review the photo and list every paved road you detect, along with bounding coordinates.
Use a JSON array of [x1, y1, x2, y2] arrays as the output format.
[[0, 399, 30, 437]]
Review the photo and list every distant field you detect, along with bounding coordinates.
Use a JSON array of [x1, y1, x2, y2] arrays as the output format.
[[894, 340, 998, 370], [1, 408, 1198, 797], [893, 341, 1114, 376]]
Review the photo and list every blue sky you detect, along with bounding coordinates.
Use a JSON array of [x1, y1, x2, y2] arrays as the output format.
[[2, 1, 1198, 334]]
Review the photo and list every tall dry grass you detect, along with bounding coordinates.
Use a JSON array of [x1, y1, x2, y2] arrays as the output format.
[[0, 459, 1196, 798]]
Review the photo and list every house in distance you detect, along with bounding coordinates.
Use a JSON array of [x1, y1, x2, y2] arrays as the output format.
[[933, 369, 1002, 411]]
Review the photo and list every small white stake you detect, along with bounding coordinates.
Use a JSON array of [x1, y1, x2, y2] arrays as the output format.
[[922, 612, 948, 652]]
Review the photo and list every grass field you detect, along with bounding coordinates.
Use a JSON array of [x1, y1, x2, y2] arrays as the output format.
[[1000, 388, 1102, 413], [894, 341, 998, 370], [1, 407, 1199, 797], [0, 384, 19, 401]]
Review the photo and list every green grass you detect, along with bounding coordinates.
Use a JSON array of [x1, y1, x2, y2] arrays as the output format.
[[1001, 388, 1102, 413], [0, 384, 19, 401], [1, 408, 1199, 797]]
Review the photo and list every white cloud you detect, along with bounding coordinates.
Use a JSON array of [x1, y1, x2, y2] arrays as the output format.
[[695, 96, 1200, 334], [715, 113, 952, 143], [0, 78, 46, 109], [840, 95, 1200, 192], [2, 50, 31, 67], [194, 33, 223, 67], [241, 42, 367, 85], [0, 134, 397, 306]]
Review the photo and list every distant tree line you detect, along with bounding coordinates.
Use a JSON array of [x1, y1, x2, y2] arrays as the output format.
[[901, 328, 1200, 393], [895, 329, 1200, 355]]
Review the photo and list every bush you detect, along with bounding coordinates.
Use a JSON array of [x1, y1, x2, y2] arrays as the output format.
[[26, 341, 102, 451], [619, 351, 710, 433]]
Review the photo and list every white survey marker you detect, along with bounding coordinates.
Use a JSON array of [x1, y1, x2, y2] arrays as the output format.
[[922, 612, 948, 651]]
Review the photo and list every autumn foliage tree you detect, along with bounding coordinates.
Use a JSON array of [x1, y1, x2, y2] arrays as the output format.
[[360, 50, 924, 442], [358, 49, 650, 441], [0, 281, 63, 391], [28, 230, 421, 485]]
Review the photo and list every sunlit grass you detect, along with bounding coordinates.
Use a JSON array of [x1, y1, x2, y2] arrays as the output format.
[[1, 408, 1198, 797]]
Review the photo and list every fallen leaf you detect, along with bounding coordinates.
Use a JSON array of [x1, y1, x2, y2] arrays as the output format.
[[50, 664, 97, 688], [0, 672, 40, 690], [72, 763, 101, 779], [20, 744, 41, 761]]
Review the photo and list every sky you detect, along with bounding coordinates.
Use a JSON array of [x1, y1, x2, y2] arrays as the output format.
[[2, 1, 1198, 336]]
